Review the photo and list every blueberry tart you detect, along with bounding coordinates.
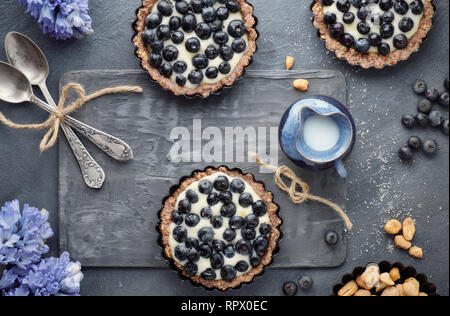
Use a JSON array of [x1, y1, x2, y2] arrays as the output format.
[[312, 0, 434, 69], [134, 0, 258, 97], [159, 167, 281, 290]]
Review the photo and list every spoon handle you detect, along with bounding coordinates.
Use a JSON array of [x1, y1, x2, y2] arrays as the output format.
[[38, 85, 105, 189], [31, 93, 134, 162]]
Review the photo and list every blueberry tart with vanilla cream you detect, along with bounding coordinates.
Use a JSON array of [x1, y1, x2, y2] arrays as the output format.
[[133, 0, 258, 97], [159, 167, 281, 290], [312, 0, 434, 68]]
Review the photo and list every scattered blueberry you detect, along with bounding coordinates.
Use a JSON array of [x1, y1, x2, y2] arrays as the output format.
[[185, 37, 201, 53], [407, 136, 422, 151], [232, 38, 247, 53], [439, 91, 449, 107], [219, 190, 233, 204], [425, 88, 440, 102], [213, 31, 229, 45], [394, 0, 409, 15], [254, 235, 269, 257], [401, 114, 416, 129], [342, 33, 355, 48], [226, 0, 240, 13], [156, 24, 171, 41], [380, 23, 394, 39], [178, 199, 191, 214], [378, 43, 390, 56], [142, 29, 156, 44], [336, 0, 351, 12], [441, 119, 449, 135], [169, 16, 181, 30], [417, 99, 432, 113], [398, 146, 413, 162], [429, 110, 443, 127], [413, 80, 427, 95], [368, 33, 381, 47], [410, 0, 424, 14], [299, 276, 314, 290], [398, 17, 414, 32], [176, 75, 187, 86], [202, 6, 217, 23], [171, 30, 185, 44], [415, 112, 429, 127], [216, 6, 229, 20], [283, 281, 298, 296], [422, 139, 438, 156], [176, 0, 190, 14]]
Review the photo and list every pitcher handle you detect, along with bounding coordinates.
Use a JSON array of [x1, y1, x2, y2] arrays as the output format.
[[334, 160, 347, 178]]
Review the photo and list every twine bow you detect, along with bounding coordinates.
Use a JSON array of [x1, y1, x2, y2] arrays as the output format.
[[249, 152, 353, 230], [0, 83, 143, 152]]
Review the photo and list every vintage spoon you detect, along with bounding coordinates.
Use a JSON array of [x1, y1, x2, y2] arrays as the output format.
[[4, 32, 133, 163], [0, 61, 105, 188]]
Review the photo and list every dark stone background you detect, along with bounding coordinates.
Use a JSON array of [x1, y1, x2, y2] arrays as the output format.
[[0, 0, 448, 296]]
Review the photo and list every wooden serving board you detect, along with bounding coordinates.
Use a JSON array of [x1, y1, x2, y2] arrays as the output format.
[[58, 69, 348, 268]]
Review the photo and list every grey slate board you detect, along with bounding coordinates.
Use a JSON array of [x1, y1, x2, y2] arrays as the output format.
[[58, 69, 348, 268]]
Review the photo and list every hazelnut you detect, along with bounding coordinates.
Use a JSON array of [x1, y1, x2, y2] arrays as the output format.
[[402, 217, 416, 241], [403, 277, 420, 296], [389, 267, 401, 282], [286, 56, 295, 70], [395, 235, 412, 250], [384, 219, 402, 235], [361, 264, 380, 289], [379, 272, 395, 286], [356, 275, 372, 290], [293, 79, 309, 92], [409, 246, 423, 259]]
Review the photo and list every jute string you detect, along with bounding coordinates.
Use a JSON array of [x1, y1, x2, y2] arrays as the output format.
[[0, 83, 143, 152], [249, 152, 353, 230]]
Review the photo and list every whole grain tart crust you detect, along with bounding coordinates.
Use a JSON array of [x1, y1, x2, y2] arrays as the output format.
[[159, 166, 281, 291], [133, 0, 258, 97], [311, 0, 435, 69]]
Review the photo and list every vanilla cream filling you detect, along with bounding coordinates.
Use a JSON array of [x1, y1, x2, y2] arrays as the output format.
[[169, 172, 270, 280], [148, 1, 248, 88], [323, 0, 423, 53]]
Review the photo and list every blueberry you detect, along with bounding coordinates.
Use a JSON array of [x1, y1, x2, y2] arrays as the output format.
[[415, 113, 429, 127], [209, 19, 223, 32], [422, 139, 438, 156], [171, 31, 185, 44], [149, 40, 164, 53], [252, 200, 267, 217], [413, 80, 427, 95], [417, 99, 431, 113], [226, 0, 240, 13], [175, 245, 189, 261], [342, 34, 355, 48], [146, 12, 162, 29], [394, 0, 409, 15], [399, 17, 414, 32], [157, 0, 173, 16], [187, 248, 200, 262], [245, 214, 259, 229], [336, 0, 351, 12], [219, 190, 233, 204], [220, 203, 236, 218], [441, 119, 449, 135], [188, 70, 204, 84], [329, 23, 344, 39], [241, 228, 256, 240], [228, 19, 247, 38], [185, 37, 201, 53], [410, 0, 424, 14], [369, 33, 382, 47], [425, 88, 440, 102], [249, 251, 261, 267], [221, 265, 237, 281], [357, 6, 371, 20], [322, 0, 335, 5], [202, 0, 216, 7], [211, 216, 223, 228], [169, 16, 182, 30], [185, 213, 200, 227], [173, 61, 187, 74], [398, 146, 413, 162], [223, 244, 235, 258], [185, 237, 200, 249], [429, 110, 443, 127], [220, 45, 234, 61], [176, 75, 187, 86], [214, 176, 229, 191], [195, 22, 212, 40], [439, 91, 449, 107], [210, 252, 225, 269], [259, 224, 272, 235], [254, 235, 269, 257], [190, 0, 203, 13], [239, 193, 253, 208], [299, 276, 314, 290], [382, 11, 395, 24], [173, 225, 188, 242], [193, 54, 209, 69], [149, 53, 163, 67], [200, 206, 213, 219], [232, 38, 247, 53], [198, 227, 215, 243], [202, 6, 217, 23], [213, 31, 229, 45], [445, 77, 449, 91], [217, 6, 229, 20], [182, 13, 197, 33], [230, 178, 245, 193], [178, 199, 191, 214], [323, 12, 337, 25], [156, 24, 171, 41], [172, 211, 183, 225], [205, 45, 219, 59], [201, 268, 216, 280], [162, 45, 179, 62], [378, 43, 391, 56], [205, 67, 219, 79], [212, 240, 226, 252], [206, 193, 219, 206], [184, 262, 198, 276], [142, 29, 156, 44], [223, 229, 236, 242], [235, 261, 249, 272], [284, 281, 300, 296], [219, 62, 231, 74], [380, 23, 394, 39], [401, 114, 416, 128], [199, 179, 213, 194], [407, 136, 422, 151], [235, 239, 251, 255], [342, 12, 355, 24], [379, 0, 393, 10], [229, 216, 247, 230], [176, 0, 190, 14], [198, 243, 213, 258]]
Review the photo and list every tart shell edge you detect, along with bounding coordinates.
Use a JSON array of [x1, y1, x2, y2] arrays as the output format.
[[311, 0, 435, 69], [158, 166, 281, 291]]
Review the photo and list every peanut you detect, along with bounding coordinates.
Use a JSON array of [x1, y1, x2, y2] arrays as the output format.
[[396, 284, 405, 296], [409, 246, 423, 259], [356, 275, 372, 290], [353, 289, 371, 296], [338, 280, 359, 296], [361, 264, 380, 289], [402, 217, 416, 241], [286, 56, 295, 70], [376, 282, 387, 292], [395, 235, 412, 250], [384, 219, 402, 235], [403, 277, 420, 296], [381, 286, 400, 296], [293, 79, 309, 92], [389, 267, 401, 282], [379, 272, 395, 286]]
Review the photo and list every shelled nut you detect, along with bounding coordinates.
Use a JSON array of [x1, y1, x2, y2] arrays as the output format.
[[286, 56, 295, 70], [381, 286, 400, 296], [402, 217, 416, 241], [353, 289, 371, 296], [338, 280, 358, 296], [380, 273, 395, 286], [395, 235, 412, 250], [403, 278, 420, 296], [384, 219, 402, 235], [293, 79, 309, 92], [389, 267, 401, 282], [409, 246, 423, 259]]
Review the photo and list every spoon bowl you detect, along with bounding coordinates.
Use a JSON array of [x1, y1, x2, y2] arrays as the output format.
[[0, 61, 33, 104], [5, 32, 49, 86]]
